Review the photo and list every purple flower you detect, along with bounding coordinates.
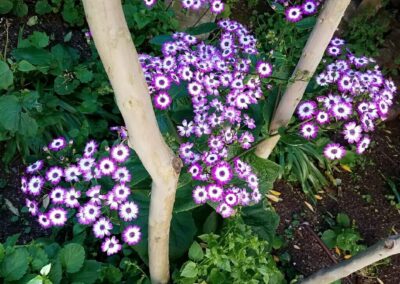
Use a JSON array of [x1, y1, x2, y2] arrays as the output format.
[[211, 162, 233, 185], [122, 226, 141, 246], [48, 208, 67, 227], [119, 201, 139, 222], [216, 203, 235, 218], [300, 122, 319, 140], [110, 144, 130, 163], [285, 6, 303, 22], [101, 236, 122, 256], [26, 160, 44, 174], [46, 167, 63, 185], [48, 137, 67, 151], [256, 61, 273, 78], [324, 143, 346, 160], [93, 217, 113, 239]]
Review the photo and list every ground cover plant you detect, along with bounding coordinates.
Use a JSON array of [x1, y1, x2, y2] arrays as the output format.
[[0, 0, 399, 283]]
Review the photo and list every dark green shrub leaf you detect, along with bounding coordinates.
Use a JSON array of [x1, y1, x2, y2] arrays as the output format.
[[12, 0, 28, 17], [321, 229, 337, 249], [188, 241, 204, 262], [12, 47, 54, 67], [74, 66, 93, 83], [244, 154, 281, 193], [186, 22, 218, 35], [59, 243, 85, 273], [19, 113, 38, 137], [0, 244, 4, 262], [0, 247, 29, 281], [0, 1, 13, 14], [0, 60, 13, 89], [295, 17, 316, 30], [242, 203, 279, 243], [174, 184, 200, 213], [29, 32, 50, 48], [0, 95, 21, 131], [170, 212, 197, 260], [149, 35, 173, 46]]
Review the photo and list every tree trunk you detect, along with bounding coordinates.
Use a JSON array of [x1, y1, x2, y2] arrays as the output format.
[[255, 0, 351, 159], [81, 1, 181, 283], [302, 235, 400, 284]]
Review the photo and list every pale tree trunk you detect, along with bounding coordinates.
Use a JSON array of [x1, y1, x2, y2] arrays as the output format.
[[255, 0, 351, 159], [82, 1, 182, 283], [302, 234, 400, 284]]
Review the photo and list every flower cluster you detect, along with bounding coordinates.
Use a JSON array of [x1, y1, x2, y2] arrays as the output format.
[[143, 0, 224, 14], [142, 19, 272, 217], [296, 38, 397, 160], [21, 137, 141, 256], [273, 0, 322, 22]]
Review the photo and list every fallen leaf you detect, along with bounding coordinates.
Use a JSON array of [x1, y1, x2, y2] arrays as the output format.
[[335, 246, 341, 256], [269, 190, 281, 196], [267, 194, 280, 203], [304, 201, 314, 212], [315, 194, 323, 200], [340, 164, 352, 172], [5, 198, 19, 216], [344, 254, 352, 259]]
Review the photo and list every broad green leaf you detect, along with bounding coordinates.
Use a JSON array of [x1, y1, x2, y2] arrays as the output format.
[[336, 213, 351, 228], [202, 211, 219, 234], [74, 66, 93, 83], [100, 265, 122, 283], [19, 113, 38, 137], [180, 261, 198, 278], [174, 184, 200, 213], [18, 60, 37, 72], [295, 17, 317, 30], [0, 60, 13, 89], [29, 32, 50, 48], [27, 275, 44, 284], [321, 229, 337, 249], [208, 268, 226, 283], [186, 22, 218, 35], [0, 95, 21, 131], [48, 259, 62, 284], [59, 243, 85, 273], [54, 76, 80, 95], [242, 203, 280, 243], [0, 1, 13, 14], [0, 247, 29, 281], [280, 133, 309, 146], [29, 246, 49, 271], [244, 154, 281, 193], [12, 47, 54, 67], [170, 212, 197, 260], [69, 260, 101, 284], [149, 35, 173, 46], [188, 241, 204, 262]]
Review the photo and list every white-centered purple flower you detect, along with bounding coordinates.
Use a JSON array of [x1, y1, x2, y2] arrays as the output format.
[[324, 143, 346, 160], [93, 217, 113, 239], [122, 225, 142, 246], [48, 137, 67, 151], [285, 6, 303, 22], [300, 122, 319, 139], [26, 160, 44, 174], [101, 236, 122, 256], [211, 162, 233, 185], [48, 207, 67, 227], [193, 185, 208, 204]]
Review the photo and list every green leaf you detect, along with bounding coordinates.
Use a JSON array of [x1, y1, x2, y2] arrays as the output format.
[[19, 113, 38, 137], [186, 22, 218, 35], [0, 247, 29, 281], [208, 268, 226, 284], [149, 35, 173, 46], [59, 243, 85, 273], [12, 0, 28, 17], [28, 246, 49, 271], [0, 60, 13, 89], [321, 229, 337, 249], [29, 32, 50, 48], [0, 95, 21, 131], [35, 0, 52, 15], [244, 154, 281, 193], [242, 203, 280, 243], [280, 133, 309, 146], [27, 275, 44, 284], [336, 213, 351, 228], [48, 259, 62, 284], [18, 60, 37, 72], [74, 66, 93, 83], [0, 1, 13, 14], [40, 263, 52, 276], [54, 76, 80, 95], [295, 17, 317, 30], [69, 260, 101, 284], [174, 184, 200, 213], [202, 211, 219, 234], [0, 243, 4, 262], [180, 261, 198, 278], [188, 241, 204, 262], [12, 47, 54, 67], [170, 212, 197, 260]]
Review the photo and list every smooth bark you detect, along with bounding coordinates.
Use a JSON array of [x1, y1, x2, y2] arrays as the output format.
[[255, 0, 351, 159], [302, 235, 400, 284], [82, 1, 181, 283]]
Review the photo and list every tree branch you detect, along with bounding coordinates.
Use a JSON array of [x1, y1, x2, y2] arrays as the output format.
[[81, 1, 181, 283], [301, 234, 400, 284], [255, 0, 351, 159]]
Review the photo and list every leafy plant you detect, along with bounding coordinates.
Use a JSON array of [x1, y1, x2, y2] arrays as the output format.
[[321, 213, 366, 258], [173, 218, 284, 284], [0, 234, 149, 283], [0, 0, 28, 17]]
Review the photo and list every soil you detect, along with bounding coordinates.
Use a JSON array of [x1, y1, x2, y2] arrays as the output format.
[[274, 119, 400, 284]]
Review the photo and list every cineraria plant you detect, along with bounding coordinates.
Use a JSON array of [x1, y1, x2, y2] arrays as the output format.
[[296, 37, 397, 160], [21, 133, 141, 256], [140, 19, 273, 218], [272, 0, 323, 22], [143, 0, 225, 14]]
